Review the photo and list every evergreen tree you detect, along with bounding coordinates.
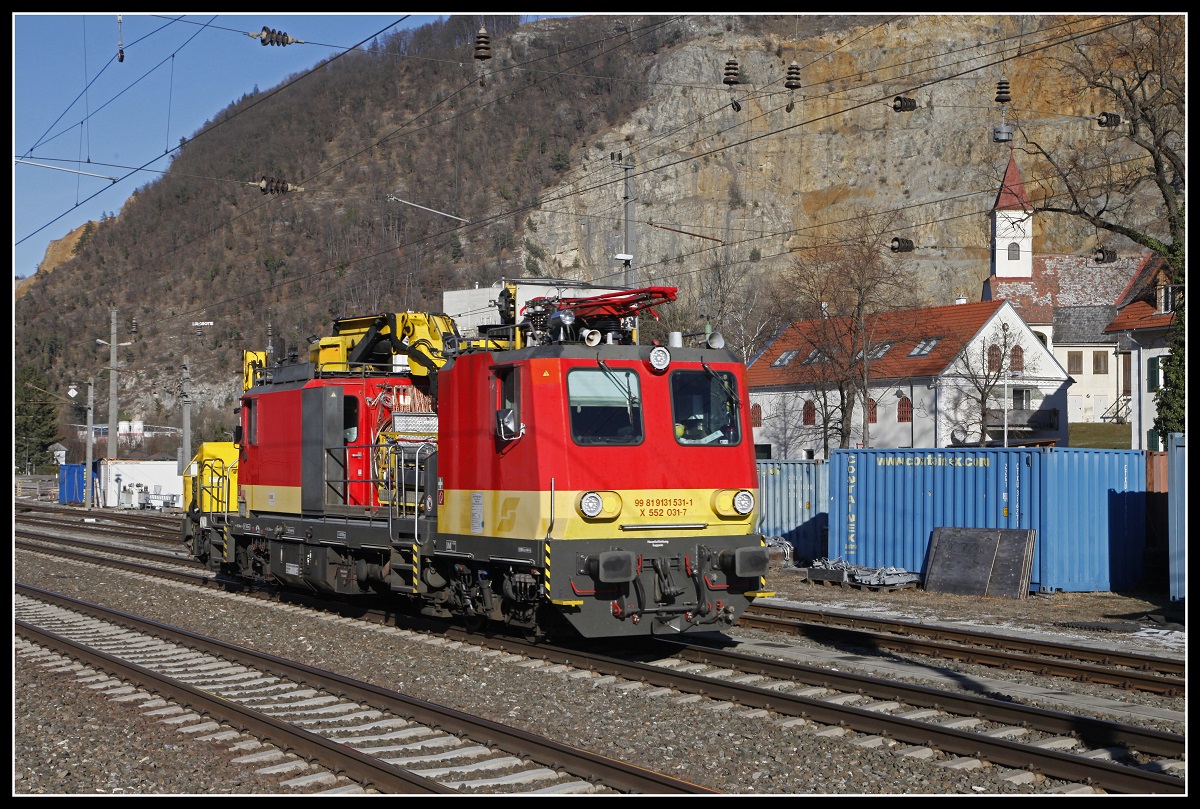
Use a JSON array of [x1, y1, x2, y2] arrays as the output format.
[[15, 366, 62, 472], [1153, 301, 1185, 439]]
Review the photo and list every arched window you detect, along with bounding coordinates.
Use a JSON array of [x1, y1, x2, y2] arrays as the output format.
[[867, 398, 877, 424], [897, 396, 913, 423], [802, 400, 816, 426], [988, 344, 1002, 372], [750, 403, 762, 428], [1007, 242, 1021, 260], [1010, 345, 1024, 373]]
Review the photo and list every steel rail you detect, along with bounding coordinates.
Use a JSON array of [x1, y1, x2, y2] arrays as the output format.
[[739, 608, 1184, 694], [16, 584, 715, 795]]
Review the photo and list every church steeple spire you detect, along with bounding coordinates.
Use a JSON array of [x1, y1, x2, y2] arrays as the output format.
[[994, 151, 1032, 212], [991, 151, 1033, 278]]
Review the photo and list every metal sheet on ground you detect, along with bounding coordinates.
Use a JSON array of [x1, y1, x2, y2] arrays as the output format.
[[924, 528, 1034, 598]]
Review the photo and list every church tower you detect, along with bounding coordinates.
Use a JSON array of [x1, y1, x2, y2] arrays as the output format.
[[991, 152, 1033, 278]]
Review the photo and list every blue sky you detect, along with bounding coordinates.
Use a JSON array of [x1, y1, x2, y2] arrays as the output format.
[[12, 13, 460, 279]]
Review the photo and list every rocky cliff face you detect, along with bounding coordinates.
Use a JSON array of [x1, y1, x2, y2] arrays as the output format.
[[19, 15, 1155, 437], [15, 222, 90, 300], [522, 15, 1120, 311]]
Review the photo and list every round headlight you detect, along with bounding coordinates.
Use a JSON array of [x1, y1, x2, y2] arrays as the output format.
[[648, 345, 671, 372], [558, 309, 576, 327], [732, 489, 755, 515], [579, 491, 604, 518]]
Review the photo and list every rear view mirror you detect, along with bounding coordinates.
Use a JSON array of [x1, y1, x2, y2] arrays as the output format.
[[496, 408, 523, 441]]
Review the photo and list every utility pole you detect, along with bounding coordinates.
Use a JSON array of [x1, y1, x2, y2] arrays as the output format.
[[108, 308, 119, 458], [84, 378, 94, 511], [610, 152, 636, 286], [97, 309, 133, 460], [181, 356, 192, 472]]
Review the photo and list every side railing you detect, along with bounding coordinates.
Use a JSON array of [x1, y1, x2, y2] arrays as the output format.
[[322, 439, 435, 531], [380, 441, 437, 544], [1101, 394, 1131, 424], [198, 458, 235, 524]]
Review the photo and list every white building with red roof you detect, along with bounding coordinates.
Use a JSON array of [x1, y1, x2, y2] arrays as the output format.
[[747, 299, 1069, 460], [1102, 254, 1180, 450]]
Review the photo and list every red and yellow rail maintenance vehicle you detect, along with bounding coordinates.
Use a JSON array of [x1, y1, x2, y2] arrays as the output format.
[[184, 283, 772, 639]]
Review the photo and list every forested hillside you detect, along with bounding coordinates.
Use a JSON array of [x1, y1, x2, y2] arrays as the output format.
[[15, 14, 1178, 462]]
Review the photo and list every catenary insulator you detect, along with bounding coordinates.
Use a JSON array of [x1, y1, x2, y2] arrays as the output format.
[[475, 26, 492, 60], [1097, 112, 1122, 127], [259, 26, 298, 47], [893, 96, 916, 112], [129, 318, 138, 335], [1094, 247, 1117, 264], [723, 58, 740, 86], [259, 176, 303, 194], [890, 237, 915, 253], [995, 78, 1011, 104], [784, 61, 801, 90]]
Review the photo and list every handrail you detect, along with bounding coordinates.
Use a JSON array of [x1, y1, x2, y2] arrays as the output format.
[[198, 457, 234, 523]]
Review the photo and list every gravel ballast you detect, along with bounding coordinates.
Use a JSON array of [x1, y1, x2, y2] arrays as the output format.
[[14, 553, 1185, 795]]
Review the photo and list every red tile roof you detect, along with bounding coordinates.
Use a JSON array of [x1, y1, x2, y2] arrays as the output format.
[[1104, 300, 1175, 333], [748, 300, 1005, 388], [986, 253, 1145, 324], [1103, 253, 1176, 334]]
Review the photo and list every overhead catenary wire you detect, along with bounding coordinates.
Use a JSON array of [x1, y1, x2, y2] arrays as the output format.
[[19, 15, 1151, 331]]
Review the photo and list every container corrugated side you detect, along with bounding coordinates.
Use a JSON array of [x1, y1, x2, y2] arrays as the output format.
[[756, 460, 828, 563], [827, 448, 1038, 578], [1040, 448, 1145, 592], [1167, 433, 1186, 603]]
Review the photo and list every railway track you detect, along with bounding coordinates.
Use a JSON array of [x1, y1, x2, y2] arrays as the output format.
[[742, 603, 1184, 695], [16, 502, 182, 545], [15, 585, 710, 795], [16, 501, 182, 532], [423, 633, 1184, 794], [16, 516, 1185, 793], [18, 513, 1184, 699]]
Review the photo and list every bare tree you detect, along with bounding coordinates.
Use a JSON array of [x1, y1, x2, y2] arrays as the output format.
[[1021, 15, 1185, 434], [757, 392, 805, 460], [769, 210, 922, 449], [708, 265, 782, 366], [656, 261, 781, 365], [1022, 15, 1184, 274], [943, 322, 1042, 446], [760, 332, 851, 459]]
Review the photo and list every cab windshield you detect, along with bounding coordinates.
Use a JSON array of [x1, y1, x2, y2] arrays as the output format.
[[567, 367, 643, 444]]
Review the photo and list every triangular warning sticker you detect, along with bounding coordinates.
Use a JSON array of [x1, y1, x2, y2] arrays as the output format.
[[542, 370, 550, 377]]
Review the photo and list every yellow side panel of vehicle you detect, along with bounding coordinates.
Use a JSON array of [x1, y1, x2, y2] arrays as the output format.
[[243, 351, 268, 391], [438, 488, 757, 540], [183, 441, 239, 515]]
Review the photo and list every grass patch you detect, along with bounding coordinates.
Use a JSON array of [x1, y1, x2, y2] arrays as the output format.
[[1069, 422, 1132, 449]]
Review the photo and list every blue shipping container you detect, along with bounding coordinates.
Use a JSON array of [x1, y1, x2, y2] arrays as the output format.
[[756, 460, 829, 564], [58, 464, 86, 505], [1167, 433, 1186, 603], [826, 448, 1146, 593]]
